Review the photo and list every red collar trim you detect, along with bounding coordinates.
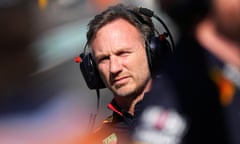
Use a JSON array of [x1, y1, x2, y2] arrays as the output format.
[[107, 103, 123, 116]]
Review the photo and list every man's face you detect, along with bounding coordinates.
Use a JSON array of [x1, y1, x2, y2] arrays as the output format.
[[91, 18, 151, 97], [212, 0, 240, 43]]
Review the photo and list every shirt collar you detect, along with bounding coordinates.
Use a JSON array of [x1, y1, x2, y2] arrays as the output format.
[[107, 99, 124, 117], [107, 98, 144, 118]]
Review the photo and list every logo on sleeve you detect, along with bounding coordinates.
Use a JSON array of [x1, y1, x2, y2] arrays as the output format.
[[103, 133, 117, 144]]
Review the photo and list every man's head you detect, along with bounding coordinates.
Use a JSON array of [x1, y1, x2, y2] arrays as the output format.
[[86, 4, 155, 97]]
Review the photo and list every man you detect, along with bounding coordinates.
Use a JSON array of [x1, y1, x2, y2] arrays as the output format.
[[134, 0, 240, 144], [78, 3, 175, 144]]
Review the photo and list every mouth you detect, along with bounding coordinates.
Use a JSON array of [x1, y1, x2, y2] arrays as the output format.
[[111, 76, 130, 86]]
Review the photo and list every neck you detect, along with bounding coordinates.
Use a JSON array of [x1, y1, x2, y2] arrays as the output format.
[[114, 79, 152, 116], [195, 18, 240, 68]]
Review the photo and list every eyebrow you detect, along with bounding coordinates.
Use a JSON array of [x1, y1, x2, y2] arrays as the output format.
[[95, 47, 131, 60]]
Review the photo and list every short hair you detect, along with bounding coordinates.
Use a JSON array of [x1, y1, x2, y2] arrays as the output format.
[[86, 3, 155, 46]]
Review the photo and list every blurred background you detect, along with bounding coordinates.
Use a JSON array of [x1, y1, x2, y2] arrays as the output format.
[[0, 0, 176, 143]]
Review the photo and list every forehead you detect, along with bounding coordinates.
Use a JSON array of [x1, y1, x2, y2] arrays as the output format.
[[96, 18, 141, 39], [91, 18, 144, 50]]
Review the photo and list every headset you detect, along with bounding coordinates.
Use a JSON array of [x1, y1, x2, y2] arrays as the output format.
[[75, 6, 175, 90]]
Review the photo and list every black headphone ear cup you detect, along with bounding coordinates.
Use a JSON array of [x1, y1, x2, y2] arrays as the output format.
[[148, 35, 172, 73], [79, 53, 106, 89]]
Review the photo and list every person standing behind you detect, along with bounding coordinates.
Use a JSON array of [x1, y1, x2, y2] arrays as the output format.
[[134, 0, 240, 144]]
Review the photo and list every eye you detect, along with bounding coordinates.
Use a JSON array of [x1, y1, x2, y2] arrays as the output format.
[[117, 51, 130, 57], [97, 56, 109, 63]]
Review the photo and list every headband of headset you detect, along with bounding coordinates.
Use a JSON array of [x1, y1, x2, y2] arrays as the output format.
[[75, 5, 175, 90]]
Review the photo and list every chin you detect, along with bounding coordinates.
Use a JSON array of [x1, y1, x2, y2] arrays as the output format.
[[112, 85, 135, 97]]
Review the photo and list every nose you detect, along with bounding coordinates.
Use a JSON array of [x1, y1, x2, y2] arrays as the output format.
[[110, 56, 122, 74]]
